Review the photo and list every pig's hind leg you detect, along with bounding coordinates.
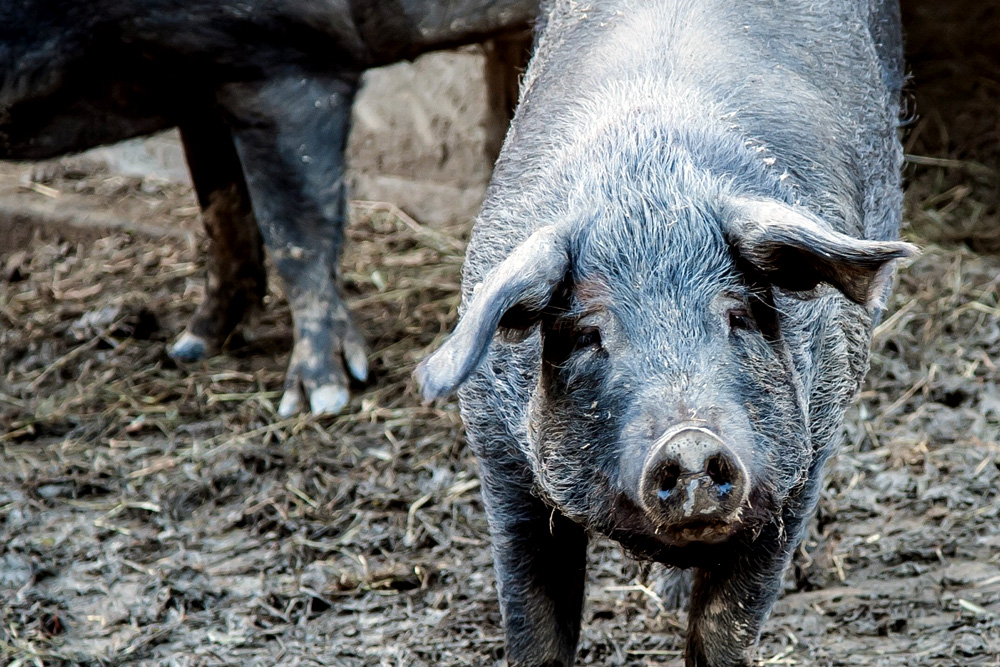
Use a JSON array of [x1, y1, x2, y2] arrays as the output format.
[[218, 70, 366, 417], [169, 107, 266, 362]]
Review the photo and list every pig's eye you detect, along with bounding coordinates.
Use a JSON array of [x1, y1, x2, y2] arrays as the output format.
[[727, 307, 755, 331], [572, 327, 602, 351]]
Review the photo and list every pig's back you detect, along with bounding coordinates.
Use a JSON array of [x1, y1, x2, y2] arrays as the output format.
[[469, 0, 903, 291]]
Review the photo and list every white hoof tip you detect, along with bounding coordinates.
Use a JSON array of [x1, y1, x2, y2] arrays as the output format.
[[169, 332, 209, 362], [309, 385, 350, 416], [277, 390, 304, 419], [346, 351, 369, 383]]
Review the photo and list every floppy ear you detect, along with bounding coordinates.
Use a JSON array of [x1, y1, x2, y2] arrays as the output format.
[[725, 197, 918, 306], [415, 225, 570, 400]]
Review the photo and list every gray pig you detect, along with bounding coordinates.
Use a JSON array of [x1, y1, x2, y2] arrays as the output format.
[[417, 0, 915, 665]]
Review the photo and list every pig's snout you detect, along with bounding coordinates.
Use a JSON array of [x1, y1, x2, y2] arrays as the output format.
[[639, 427, 749, 533]]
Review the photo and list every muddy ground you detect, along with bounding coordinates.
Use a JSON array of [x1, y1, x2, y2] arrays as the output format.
[[2, 5, 1000, 667]]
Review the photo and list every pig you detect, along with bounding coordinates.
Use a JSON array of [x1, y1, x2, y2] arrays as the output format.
[[416, 0, 915, 664], [0, 0, 535, 415]]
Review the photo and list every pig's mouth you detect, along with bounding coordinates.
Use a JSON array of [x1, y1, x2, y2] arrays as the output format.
[[655, 517, 740, 545], [603, 497, 742, 550]]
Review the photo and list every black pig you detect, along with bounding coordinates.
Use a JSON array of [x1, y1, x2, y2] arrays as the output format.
[[417, 0, 915, 664], [0, 0, 535, 415]]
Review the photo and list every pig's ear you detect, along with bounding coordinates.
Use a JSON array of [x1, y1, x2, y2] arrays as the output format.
[[725, 197, 917, 306], [415, 226, 570, 400]]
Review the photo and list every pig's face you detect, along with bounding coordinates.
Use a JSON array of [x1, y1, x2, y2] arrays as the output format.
[[524, 209, 811, 555], [417, 194, 914, 557]]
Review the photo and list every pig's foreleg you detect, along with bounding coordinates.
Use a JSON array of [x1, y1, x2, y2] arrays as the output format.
[[478, 454, 588, 667], [686, 513, 809, 667]]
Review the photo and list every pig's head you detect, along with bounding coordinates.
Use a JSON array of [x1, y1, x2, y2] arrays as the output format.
[[416, 193, 914, 558]]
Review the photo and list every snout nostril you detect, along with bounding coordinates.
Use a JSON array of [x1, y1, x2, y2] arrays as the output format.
[[705, 455, 729, 485], [705, 455, 734, 496], [657, 462, 681, 500]]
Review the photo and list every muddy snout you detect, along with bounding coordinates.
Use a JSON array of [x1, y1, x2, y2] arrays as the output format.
[[639, 427, 749, 532]]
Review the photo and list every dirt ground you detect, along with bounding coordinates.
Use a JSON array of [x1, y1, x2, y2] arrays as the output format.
[[2, 5, 1000, 667]]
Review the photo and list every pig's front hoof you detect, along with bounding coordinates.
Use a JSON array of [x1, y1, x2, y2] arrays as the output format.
[[169, 331, 217, 362]]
